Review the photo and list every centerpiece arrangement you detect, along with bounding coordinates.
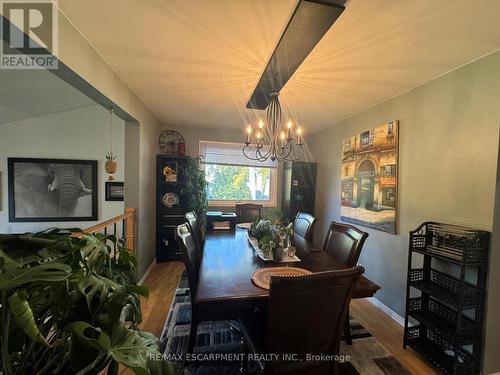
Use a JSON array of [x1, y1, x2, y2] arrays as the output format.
[[247, 219, 299, 262]]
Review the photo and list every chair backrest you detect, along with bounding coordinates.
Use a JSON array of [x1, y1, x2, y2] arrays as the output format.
[[175, 224, 199, 300], [185, 211, 203, 260], [292, 212, 316, 252], [323, 221, 369, 267], [235, 203, 262, 223], [266, 266, 365, 373]]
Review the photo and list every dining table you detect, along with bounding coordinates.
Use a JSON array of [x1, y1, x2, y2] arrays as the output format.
[[195, 228, 380, 320]]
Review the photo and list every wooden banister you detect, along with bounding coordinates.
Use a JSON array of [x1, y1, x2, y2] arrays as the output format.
[[78, 208, 136, 252], [124, 208, 135, 251]]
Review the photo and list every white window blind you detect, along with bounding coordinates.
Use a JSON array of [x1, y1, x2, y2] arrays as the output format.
[[199, 141, 277, 169]]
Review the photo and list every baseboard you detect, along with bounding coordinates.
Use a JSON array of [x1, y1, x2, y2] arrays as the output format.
[[367, 297, 405, 327], [138, 260, 156, 286]]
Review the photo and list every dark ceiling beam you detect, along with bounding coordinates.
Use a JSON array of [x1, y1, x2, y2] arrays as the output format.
[[246, 0, 345, 110]]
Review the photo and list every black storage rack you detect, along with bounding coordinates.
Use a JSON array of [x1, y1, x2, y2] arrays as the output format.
[[403, 222, 489, 375]]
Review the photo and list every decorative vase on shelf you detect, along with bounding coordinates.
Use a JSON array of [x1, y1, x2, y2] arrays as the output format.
[[105, 152, 117, 181]]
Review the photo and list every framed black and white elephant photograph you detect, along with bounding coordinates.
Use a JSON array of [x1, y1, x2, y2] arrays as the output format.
[[8, 158, 98, 222]]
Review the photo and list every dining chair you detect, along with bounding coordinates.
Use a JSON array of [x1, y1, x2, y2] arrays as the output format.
[[185, 211, 203, 262], [175, 223, 201, 353], [292, 212, 316, 253], [240, 266, 365, 374], [323, 221, 369, 344], [235, 203, 263, 223]]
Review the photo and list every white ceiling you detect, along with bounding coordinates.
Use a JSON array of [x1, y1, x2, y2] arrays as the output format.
[[0, 50, 95, 125], [58, 0, 500, 133]]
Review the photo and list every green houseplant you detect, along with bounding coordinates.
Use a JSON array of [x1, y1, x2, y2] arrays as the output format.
[[182, 156, 208, 227], [0, 230, 174, 375]]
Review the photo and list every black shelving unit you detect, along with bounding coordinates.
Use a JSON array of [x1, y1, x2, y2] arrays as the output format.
[[281, 161, 317, 222], [156, 155, 188, 262], [403, 222, 490, 375]]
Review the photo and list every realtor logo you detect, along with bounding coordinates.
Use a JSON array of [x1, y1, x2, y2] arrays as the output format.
[[1, 0, 58, 69]]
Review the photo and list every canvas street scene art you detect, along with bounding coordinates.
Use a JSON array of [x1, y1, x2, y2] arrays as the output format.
[[340, 121, 399, 234]]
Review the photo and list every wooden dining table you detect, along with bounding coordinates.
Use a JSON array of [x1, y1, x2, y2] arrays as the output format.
[[195, 228, 380, 320]]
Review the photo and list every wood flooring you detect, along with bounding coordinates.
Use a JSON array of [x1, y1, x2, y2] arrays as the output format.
[[120, 261, 438, 375]]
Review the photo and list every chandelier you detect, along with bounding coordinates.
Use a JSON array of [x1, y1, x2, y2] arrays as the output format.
[[243, 92, 304, 162]]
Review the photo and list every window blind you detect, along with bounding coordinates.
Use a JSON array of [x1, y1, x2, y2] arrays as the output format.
[[199, 141, 277, 169]]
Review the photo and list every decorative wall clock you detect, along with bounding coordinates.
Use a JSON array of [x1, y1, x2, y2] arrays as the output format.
[[159, 130, 185, 155]]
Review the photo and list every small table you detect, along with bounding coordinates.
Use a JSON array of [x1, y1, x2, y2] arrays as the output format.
[[206, 211, 237, 232]]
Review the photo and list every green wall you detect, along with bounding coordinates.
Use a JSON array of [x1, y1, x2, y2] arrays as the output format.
[[307, 50, 500, 372]]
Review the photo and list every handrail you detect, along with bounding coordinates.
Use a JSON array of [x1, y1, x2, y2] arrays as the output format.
[[80, 208, 136, 251]]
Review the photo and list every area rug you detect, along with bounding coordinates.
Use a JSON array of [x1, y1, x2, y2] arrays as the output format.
[[159, 274, 410, 375]]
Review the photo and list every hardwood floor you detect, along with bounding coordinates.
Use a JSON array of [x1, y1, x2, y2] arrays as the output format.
[[122, 261, 437, 375], [137, 261, 185, 337], [350, 299, 438, 375]]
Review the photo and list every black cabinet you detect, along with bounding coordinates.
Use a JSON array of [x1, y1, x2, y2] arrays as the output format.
[[281, 161, 317, 223], [156, 155, 187, 262]]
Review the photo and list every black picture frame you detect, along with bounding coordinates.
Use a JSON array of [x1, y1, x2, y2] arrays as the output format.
[[105, 182, 124, 201], [8, 158, 98, 222]]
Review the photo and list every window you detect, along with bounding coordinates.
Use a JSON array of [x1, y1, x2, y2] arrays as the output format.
[[342, 138, 353, 152], [199, 141, 278, 206], [387, 122, 394, 137], [360, 130, 373, 147], [380, 164, 396, 176]]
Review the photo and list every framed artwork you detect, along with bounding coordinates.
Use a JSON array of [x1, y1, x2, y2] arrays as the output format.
[[340, 120, 399, 234], [105, 181, 124, 201], [8, 158, 98, 222]]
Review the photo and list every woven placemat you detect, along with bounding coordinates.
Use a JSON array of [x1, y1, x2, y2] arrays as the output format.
[[251, 267, 312, 289]]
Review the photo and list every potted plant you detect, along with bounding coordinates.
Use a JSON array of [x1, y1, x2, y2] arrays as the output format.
[[105, 152, 117, 181], [182, 156, 208, 230], [0, 230, 175, 375]]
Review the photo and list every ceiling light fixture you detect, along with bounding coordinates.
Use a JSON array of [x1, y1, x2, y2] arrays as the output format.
[[243, 92, 304, 162]]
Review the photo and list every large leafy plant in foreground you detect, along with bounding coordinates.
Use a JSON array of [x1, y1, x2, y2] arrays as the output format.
[[0, 230, 174, 375]]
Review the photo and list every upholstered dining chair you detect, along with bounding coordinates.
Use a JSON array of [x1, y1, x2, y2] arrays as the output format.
[[323, 221, 369, 344], [239, 266, 365, 374], [185, 211, 203, 262], [292, 212, 316, 253], [175, 223, 202, 353], [235, 203, 263, 223]]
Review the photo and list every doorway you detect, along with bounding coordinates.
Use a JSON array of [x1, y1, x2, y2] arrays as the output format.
[[357, 160, 375, 210]]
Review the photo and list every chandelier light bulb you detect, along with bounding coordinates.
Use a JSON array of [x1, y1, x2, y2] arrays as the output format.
[[258, 119, 264, 129], [246, 124, 252, 143], [297, 126, 303, 135], [256, 131, 262, 139], [287, 120, 292, 129]]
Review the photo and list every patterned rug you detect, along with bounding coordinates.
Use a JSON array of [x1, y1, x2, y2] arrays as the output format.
[[159, 275, 410, 375]]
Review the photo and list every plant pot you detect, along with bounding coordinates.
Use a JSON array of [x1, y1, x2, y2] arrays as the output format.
[[105, 159, 117, 180], [272, 247, 283, 262]]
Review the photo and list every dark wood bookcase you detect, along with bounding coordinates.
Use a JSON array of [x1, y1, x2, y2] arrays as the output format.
[[156, 155, 187, 262]]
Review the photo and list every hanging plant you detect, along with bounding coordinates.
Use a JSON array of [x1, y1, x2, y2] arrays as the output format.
[[105, 151, 117, 181], [105, 108, 118, 181]]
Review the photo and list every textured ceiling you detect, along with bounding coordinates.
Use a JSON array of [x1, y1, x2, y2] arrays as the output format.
[[58, 0, 500, 133]]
